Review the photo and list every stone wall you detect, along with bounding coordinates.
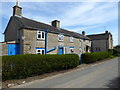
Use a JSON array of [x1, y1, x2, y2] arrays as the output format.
[[47, 33, 91, 54], [91, 40, 107, 52], [22, 29, 91, 54], [23, 29, 45, 54], [0, 42, 8, 56]]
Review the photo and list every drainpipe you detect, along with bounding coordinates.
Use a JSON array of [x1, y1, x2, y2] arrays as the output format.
[[45, 28, 48, 55]]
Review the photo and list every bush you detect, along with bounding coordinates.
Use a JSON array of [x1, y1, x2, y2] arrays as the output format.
[[2, 54, 79, 81], [81, 52, 112, 64]]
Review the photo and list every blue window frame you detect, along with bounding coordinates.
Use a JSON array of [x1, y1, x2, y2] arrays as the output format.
[[69, 47, 74, 53], [36, 48, 45, 54]]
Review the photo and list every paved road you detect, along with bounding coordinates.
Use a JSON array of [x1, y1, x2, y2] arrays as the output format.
[[12, 58, 119, 88]]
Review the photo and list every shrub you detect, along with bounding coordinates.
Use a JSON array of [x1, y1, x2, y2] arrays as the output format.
[[81, 52, 112, 64], [2, 54, 79, 81]]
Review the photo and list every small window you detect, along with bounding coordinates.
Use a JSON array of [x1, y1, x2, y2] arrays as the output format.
[[80, 47, 82, 53], [84, 47, 86, 51], [70, 48, 74, 53], [70, 47, 74, 53], [79, 39, 83, 42], [96, 47, 100, 52], [58, 34, 64, 41], [36, 49, 45, 54], [79, 39, 81, 42], [70, 37, 74, 42], [37, 30, 45, 40]]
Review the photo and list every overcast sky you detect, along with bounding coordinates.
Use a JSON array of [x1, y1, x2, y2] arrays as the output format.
[[0, 0, 118, 46]]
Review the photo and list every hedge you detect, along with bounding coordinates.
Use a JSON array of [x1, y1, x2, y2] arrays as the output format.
[[81, 51, 113, 64], [2, 54, 79, 81]]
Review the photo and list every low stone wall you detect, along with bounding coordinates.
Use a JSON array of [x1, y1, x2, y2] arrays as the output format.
[[0, 42, 8, 56]]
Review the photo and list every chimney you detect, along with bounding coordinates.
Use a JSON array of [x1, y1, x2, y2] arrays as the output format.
[[105, 30, 108, 33], [13, 1, 22, 16], [82, 31, 85, 35], [51, 20, 60, 28]]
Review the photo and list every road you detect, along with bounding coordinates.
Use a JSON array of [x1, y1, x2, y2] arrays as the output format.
[[12, 58, 119, 88]]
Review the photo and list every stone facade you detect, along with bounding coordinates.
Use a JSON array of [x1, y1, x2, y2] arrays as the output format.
[[87, 31, 113, 52], [91, 40, 108, 52], [20, 29, 91, 55]]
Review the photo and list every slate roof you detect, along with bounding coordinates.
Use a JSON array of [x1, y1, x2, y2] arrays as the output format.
[[87, 33, 111, 40], [12, 16, 90, 40]]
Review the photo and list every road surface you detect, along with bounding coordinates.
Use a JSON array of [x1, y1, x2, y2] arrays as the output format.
[[12, 57, 119, 88]]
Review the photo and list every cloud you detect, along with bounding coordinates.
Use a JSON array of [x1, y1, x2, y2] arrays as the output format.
[[18, 2, 117, 28], [60, 2, 117, 27], [65, 25, 98, 32]]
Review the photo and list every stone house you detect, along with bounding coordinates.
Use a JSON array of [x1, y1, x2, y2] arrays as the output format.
[[1, 3, 91, 56], [87, 31, 113, 52]]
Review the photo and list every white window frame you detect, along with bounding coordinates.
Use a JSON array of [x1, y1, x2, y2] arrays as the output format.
[[36, 49, 45, 54], [79, 39, 83, 42], [58, 34, 64, 41], [80, 47, 82, 53], [37, 30, 45, 40], [70, 37, 74, 42]]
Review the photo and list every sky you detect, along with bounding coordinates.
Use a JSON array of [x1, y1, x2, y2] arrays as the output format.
[[0, 0, 119, 46]]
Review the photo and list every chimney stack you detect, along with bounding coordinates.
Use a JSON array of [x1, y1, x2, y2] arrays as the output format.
[[13, 1, 22, 16], [82, 31, 85, 35], [51, 20, 60, 28]]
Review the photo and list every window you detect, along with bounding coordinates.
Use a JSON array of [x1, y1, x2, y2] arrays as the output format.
[[80, 47, 82, 53], [79, 39, 83, 42], [36, 49, 45, 54], [96, 47, 100, 52], [70, 37, 74, 42], [70, 47, 74, 53], [37, 30, 45, 40], [70, 48, 74, 53], [84, 47, 86, 51], [58, 34, 64, 41]]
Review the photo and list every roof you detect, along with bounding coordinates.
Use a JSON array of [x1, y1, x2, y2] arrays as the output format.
[[87, 33, 111, 40], [12, 16, 90, 40]]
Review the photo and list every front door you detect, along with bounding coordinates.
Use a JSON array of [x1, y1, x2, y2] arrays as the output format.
[[8, 44, 20, 55], [59, 47, 64, 54]]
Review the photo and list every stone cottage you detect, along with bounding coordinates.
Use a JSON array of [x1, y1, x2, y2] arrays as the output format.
[[1, 2, 91, 56], [87, 31, 113, 52]]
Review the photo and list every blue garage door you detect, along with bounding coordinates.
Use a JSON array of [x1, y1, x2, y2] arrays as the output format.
[[8, 44, 20, 55], [59, 47, 64, 54]]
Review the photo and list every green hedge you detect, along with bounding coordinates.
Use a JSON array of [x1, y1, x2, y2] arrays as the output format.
[[81, 52, 113, 64], [2, 54, 79, 81]]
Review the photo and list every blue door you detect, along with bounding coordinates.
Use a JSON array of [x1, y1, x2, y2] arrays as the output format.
[[8, 44, 20, 55], [59, 47, 64, 54]]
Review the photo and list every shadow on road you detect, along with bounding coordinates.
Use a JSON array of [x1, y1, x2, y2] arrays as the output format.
[[106, 77, 119, 88]]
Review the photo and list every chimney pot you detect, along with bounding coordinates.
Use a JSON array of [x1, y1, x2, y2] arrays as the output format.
[[105, 30, 108, 33], [82, 31, 85, 35]]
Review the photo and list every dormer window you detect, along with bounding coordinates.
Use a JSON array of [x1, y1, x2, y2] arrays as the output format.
[[70, 37, 74, 42], [58, 34, 64, 41], [37, 30, 45, 40]]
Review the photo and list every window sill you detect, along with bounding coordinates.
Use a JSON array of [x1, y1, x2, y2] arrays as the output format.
[[58, 40, 63, 42], [37, 38, 45, 41]]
